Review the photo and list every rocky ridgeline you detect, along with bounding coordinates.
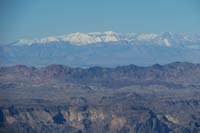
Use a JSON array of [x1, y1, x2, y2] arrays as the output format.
[[1, 62, 200, 88]]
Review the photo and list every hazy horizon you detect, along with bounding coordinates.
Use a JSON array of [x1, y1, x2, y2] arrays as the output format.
[[1, 0, 200, 44]]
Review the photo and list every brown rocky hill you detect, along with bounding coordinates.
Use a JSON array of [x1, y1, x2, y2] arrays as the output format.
[[1, 62, 200, 88]]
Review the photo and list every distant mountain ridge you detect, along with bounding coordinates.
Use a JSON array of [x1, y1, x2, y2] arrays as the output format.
[[1, 62, 200, 88], [1, 31, 200, 67], [12, 31, 200, 47]]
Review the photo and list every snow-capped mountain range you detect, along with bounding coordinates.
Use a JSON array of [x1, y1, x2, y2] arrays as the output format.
[[1, 31, 200, 67], [15, 31, 121, 46], [14, 31, 200, 47]]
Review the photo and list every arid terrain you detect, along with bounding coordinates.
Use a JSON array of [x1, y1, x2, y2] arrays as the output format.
[[0, 62, 200, 133]]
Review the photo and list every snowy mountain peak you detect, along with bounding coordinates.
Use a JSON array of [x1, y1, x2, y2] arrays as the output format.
[[60, 31, 120, 45], [15, 31, 121, 46], [13, 31, 200, 47], [136, 34, 158, 40]]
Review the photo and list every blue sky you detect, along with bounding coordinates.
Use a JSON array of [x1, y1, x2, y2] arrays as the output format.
[[0, 0, 200, 44]]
